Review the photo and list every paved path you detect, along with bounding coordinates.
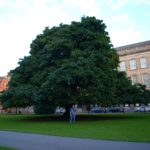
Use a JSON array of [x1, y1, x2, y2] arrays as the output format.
[[0, 131, 150, 150]]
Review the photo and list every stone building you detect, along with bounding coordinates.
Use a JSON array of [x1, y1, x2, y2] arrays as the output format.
[[0, 76, 9, 92], [0, 76, 10, 113], [116, 40, 150, 90]]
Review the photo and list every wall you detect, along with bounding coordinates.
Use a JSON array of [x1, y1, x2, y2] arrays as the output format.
[[116, 40, 150, 89]]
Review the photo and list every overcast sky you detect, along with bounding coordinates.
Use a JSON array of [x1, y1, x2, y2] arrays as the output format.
[[0, 0, 150, 76]]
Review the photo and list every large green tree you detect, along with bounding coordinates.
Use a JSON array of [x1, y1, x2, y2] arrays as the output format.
[[1, 16, 149, 114]]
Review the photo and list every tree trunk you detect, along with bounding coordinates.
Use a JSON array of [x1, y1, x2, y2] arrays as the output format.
[[63, 104, 72, 120], [15, 107, 18, 115]]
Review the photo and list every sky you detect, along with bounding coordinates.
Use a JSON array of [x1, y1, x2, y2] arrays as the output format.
[[0, 0, 150, 76]]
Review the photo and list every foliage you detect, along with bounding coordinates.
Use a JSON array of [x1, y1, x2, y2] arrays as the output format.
[[1, 16, 150, 114], [114, 71, 150, 105]]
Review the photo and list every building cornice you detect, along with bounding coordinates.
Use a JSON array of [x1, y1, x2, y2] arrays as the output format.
[[115, 40, 150, 56]]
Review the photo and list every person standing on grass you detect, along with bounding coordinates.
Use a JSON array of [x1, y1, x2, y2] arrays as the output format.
[[70, 105, 77, 124]]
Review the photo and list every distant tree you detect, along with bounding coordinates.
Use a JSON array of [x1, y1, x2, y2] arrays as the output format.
[[114, 71, 150, 105], [133, 84, 150, 105]]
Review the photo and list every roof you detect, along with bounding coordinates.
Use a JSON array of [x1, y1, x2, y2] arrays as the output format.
[[115, 40, 150, 56], [116, 40, 150, 51]]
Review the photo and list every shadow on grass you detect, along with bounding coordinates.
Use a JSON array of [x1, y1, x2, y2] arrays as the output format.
[[19, 113, 141, 122]]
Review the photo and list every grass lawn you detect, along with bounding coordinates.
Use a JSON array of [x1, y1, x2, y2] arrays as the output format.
[[0, 113, 150, 142]]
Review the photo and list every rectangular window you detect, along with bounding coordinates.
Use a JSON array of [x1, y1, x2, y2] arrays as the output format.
[[143, 74, 150, 87], [132, 75, 138, 84], [140, 58, 148, 68], [120, 61, 126, 71], [130, 59, 137, 70]]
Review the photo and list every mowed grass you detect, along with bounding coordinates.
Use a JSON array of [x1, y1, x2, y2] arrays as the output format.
[[0, 113, 150, 142]]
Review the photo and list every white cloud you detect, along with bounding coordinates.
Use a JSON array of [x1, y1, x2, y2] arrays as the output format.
[[110, 14, 129, 22], [132, 0, 150, 6], [112, 0, 128, 10], [107, 14, 143, 47], [63, 0, 100, 17], [0, 0, 5, 6], [110, 29, 142, 47], [0, 0, 150, 76]]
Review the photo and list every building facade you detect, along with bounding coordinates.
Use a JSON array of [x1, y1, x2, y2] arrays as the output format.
[[0, 76, 10, 113], [116, 40, 150, 89], [0, 76, 9, 92]]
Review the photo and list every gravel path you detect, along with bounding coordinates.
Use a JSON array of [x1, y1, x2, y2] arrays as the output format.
[[0, 131, 150, 150]]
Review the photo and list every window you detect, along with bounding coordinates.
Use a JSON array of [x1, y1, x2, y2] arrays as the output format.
[[132, 75, 139, 84], [120, 61, 126, 71], [140, 57, 148, 68], [143, 74, 150, 87], [130, 59, 137, 70]]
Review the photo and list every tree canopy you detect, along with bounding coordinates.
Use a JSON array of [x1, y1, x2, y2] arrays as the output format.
[[1, 16, 150, 114]]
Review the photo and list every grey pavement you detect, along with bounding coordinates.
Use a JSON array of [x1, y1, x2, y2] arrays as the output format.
[[0, 131, 150, 150]]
